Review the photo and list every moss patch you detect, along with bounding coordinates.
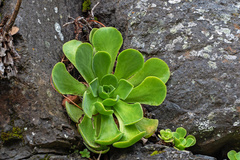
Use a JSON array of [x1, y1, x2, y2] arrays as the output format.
[[82, 0, 91, 12], [1, 127, 23, 142]]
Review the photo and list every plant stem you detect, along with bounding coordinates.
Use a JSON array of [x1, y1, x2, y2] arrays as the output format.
[[5, 0, 22, 32]]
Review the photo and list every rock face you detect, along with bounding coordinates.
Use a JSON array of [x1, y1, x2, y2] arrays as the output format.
[[92, 0, 240, 158], [0, 0, 239, 160], [0, 0, 84, 159]]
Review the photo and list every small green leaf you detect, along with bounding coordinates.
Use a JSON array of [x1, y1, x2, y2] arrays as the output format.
[[102, 95, 119, 106], [89, 28, 98, 44], [113, 100, 143, 126], [135, 117, 158, 138], [95, 114, 123, 145], [185, 135, 196, 147], [62, 40, 82, 66], [65, 101, 84, 123], [114, 49, 144, 80], [235, 152, 240, 160], [98, 86, 108, 99], [84, 142, 110, 154], [92, 27, 123, 72], [113, 112, 145, 148], [111, 79, 133, 100], [92, 51, 111, 80], [89, 78, 99, 97], [83, 92, 98, 118], [100, 74, 118, 88], [128, 58, 170, 86], [125, 76, 166, 106], [52, 62, 86, 95], [98, 85, 115, 99], [175, 127, 187, 138], [94, 102, 114, 115], [228, 150, 237, 160], [75, 43, 95, 83], [151, 151, 160, 156]]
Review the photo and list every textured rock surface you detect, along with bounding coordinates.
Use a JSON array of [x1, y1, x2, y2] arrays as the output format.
[[1, 0, 239, 159], [0, 0, 84, 159], [92, 0, 240, 158], [110, 143, 216, 160]]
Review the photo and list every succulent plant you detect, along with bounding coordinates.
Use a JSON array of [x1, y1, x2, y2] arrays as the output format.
[[158, 129, 174, 143], [158, 127, 196, 150], [172, 127, 196, 150], [51, 27, 170, 153], [80, 149, 90, 158], [228, 150, 240, 160]]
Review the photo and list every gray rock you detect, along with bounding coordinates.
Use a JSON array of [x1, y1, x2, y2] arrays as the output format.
[[92, 0, 240, 157], [110, 143, 217, 160]]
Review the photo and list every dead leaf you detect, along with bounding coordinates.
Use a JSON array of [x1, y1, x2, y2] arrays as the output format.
[[10, 26, 19, 35]]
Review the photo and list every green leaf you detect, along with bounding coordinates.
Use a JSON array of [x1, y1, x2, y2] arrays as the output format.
[[228, 150, 237, 160], [114, 49, 144, 80], [89, 78, 99, 97], [65, 101, 84, 123], [62, 40, 82, 66], [235, 152, 240, 160], [128, 58, 170, 86], [125, 76, 166, 106], [102, 95, 119, 106], [75, 43, 95, 83], [174, 144, 185, 151], [98, 86, 108, 99], [111, 79, 133, 100], [173, 132, 180, 139], [95, 114, 123, 145], [92, 27, 123, 72], [113, 112, 146, 148], [175, 127, 187, 138], [52, 62, 86, 95], [78, 116, 101, 149], [98, 85, 116, 99], [83, 92, 98, 118], [100, 74, 118, 88], [113, 100, 143, 126], [94, 102, 114, 115], [135, 117, 158, 138], [92, 51, 111, 81], [84, 142, 110, 154], [89, 28, 98, 44], [185, 135, 196, 147]]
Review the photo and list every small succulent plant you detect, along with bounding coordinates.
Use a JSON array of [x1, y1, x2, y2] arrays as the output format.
[[158, 129, 174, 143], [228, 150, 240, 160], [159, 127, 196, 150], [172, 127, 196, 150], [80, 149, 91, 158], [51, 27, 170, 153]]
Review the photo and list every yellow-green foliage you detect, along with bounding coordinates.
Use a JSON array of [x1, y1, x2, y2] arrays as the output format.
[[82, 0, 91, 12], [1, 127, 23, 142]]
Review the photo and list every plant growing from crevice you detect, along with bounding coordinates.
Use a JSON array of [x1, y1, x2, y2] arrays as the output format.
[[158, 127, 196, 150], [228, 150, 240, 160], [80, 149, 91, 158], [51, 27, 170, 153], [159, 129, 173, 143]]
